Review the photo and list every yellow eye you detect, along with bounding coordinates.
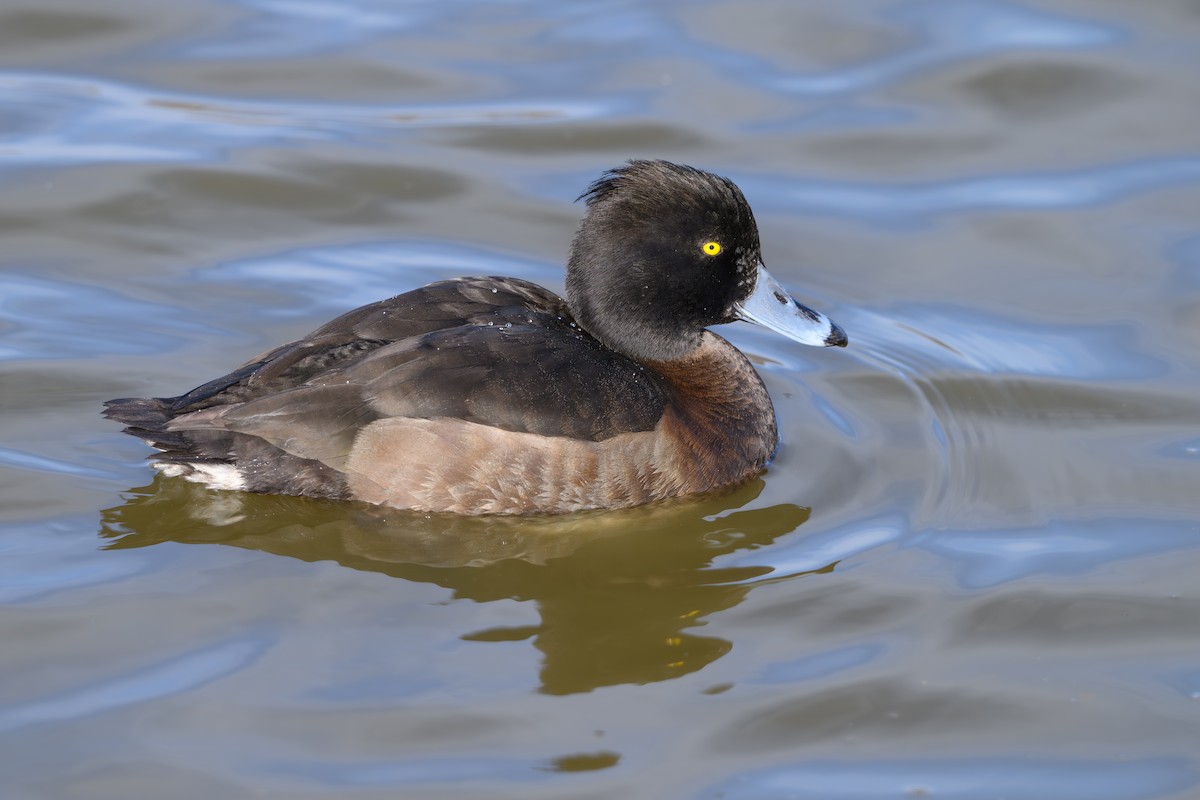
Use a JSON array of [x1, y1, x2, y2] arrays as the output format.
[[702, 241, 722, 256]]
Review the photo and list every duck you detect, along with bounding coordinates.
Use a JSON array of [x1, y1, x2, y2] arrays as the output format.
[[105, 160, 847, 515]]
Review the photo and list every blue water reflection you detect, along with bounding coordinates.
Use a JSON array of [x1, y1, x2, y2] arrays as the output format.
[[725, 514, 1200, 590], [750, 159, 1200, 223], [185, 0, 425, 57], [0, 635, 270, 733], [850, 305, 1168, 380], [780, 0, 1122, 95], [0, 272, 221, 360], [913, 518, 1200, 588], [274, 756, 556, 787], [2, 0, 1199, 795], [724, 516, 906, 579], [0, 72, 606, 170], [207, 240, 560, 313], [0, 447, 118, 480], [704, 757, 1195, 800], [0, 519, 159, 603], [754, 643, 888, 685]]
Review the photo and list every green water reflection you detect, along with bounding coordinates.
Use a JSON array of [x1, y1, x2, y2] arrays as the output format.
[[101, 477, 818, 695]]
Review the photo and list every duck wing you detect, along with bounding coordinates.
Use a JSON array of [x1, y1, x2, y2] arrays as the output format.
[[160, 276, 575, 410], [107, 277, 667, 481]]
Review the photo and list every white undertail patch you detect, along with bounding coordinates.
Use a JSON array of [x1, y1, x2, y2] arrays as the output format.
[[153, 461, 246, 491], [154, 462, 186, 478]]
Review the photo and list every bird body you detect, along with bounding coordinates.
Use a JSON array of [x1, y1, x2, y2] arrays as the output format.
[[105, 161, 846, 514]]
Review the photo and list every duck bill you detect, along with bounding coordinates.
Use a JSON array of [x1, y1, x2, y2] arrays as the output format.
[[735, 264, 847, 347]]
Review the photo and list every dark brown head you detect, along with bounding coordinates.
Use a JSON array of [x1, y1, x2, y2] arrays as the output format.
[[566, 160, 846, 363]]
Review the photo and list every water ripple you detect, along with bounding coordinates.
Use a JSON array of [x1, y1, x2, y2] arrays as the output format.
[[0, 518, 156, 603], [703, 757, 1195, 800], [848, 305, 1167, 380], [0, 446, 118, 479], [0, 636, 269, 733], [185, 0, 425, 58], [208, 239, 560, 313], [778, 0, 1122, 96], [0, 71, 608, 168], [753, 643, 888, 685], [723, 516, 906, 581], [0, 272, 221, 360], [722, 512, 1200, 590], [748, 159, 1200, 223], [913, 518, 1200, 589], [272, 755, 550, 786]]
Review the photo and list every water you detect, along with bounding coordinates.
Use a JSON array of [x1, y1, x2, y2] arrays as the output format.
[[2, 0, 1200, 797]]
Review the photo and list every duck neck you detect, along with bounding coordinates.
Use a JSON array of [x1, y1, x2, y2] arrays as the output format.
[[648, 332, 779, 484]]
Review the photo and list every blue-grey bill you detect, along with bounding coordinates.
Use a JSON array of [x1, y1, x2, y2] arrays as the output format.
[[735, 264, 847, 347]]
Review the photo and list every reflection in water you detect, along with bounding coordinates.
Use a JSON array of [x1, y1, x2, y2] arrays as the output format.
[[4, 0, 1196, 792], [100, 476, 816, 695], [740, 158, 1200, 224], [779, 0, 1121, 96], [702, 756, 1194, 800], [0, 71, 604, 169], [0, 636, 268, 734]]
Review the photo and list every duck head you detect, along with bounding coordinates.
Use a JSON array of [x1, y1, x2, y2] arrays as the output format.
[[566, 159, 847, 363]]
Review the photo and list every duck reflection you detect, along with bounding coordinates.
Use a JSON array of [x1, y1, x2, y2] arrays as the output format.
[[101, 477, 813, 695]]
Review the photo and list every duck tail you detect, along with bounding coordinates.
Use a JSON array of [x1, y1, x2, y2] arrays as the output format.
[[102, 396, 193, 453], [103, 396, 171, 428]]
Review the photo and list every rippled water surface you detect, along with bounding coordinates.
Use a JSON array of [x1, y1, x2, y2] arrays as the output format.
[[3, 1, 1200, 798]]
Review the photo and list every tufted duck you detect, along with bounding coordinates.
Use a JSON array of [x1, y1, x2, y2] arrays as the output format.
[[105, 160, 847, 514]]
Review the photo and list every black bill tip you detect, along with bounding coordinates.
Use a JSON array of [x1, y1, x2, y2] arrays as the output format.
[[825, 322, 849, 348]]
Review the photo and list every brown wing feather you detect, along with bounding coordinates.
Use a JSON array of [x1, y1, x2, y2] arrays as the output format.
[[132, 277, 667, 484], [160, 276, 571, 411]]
